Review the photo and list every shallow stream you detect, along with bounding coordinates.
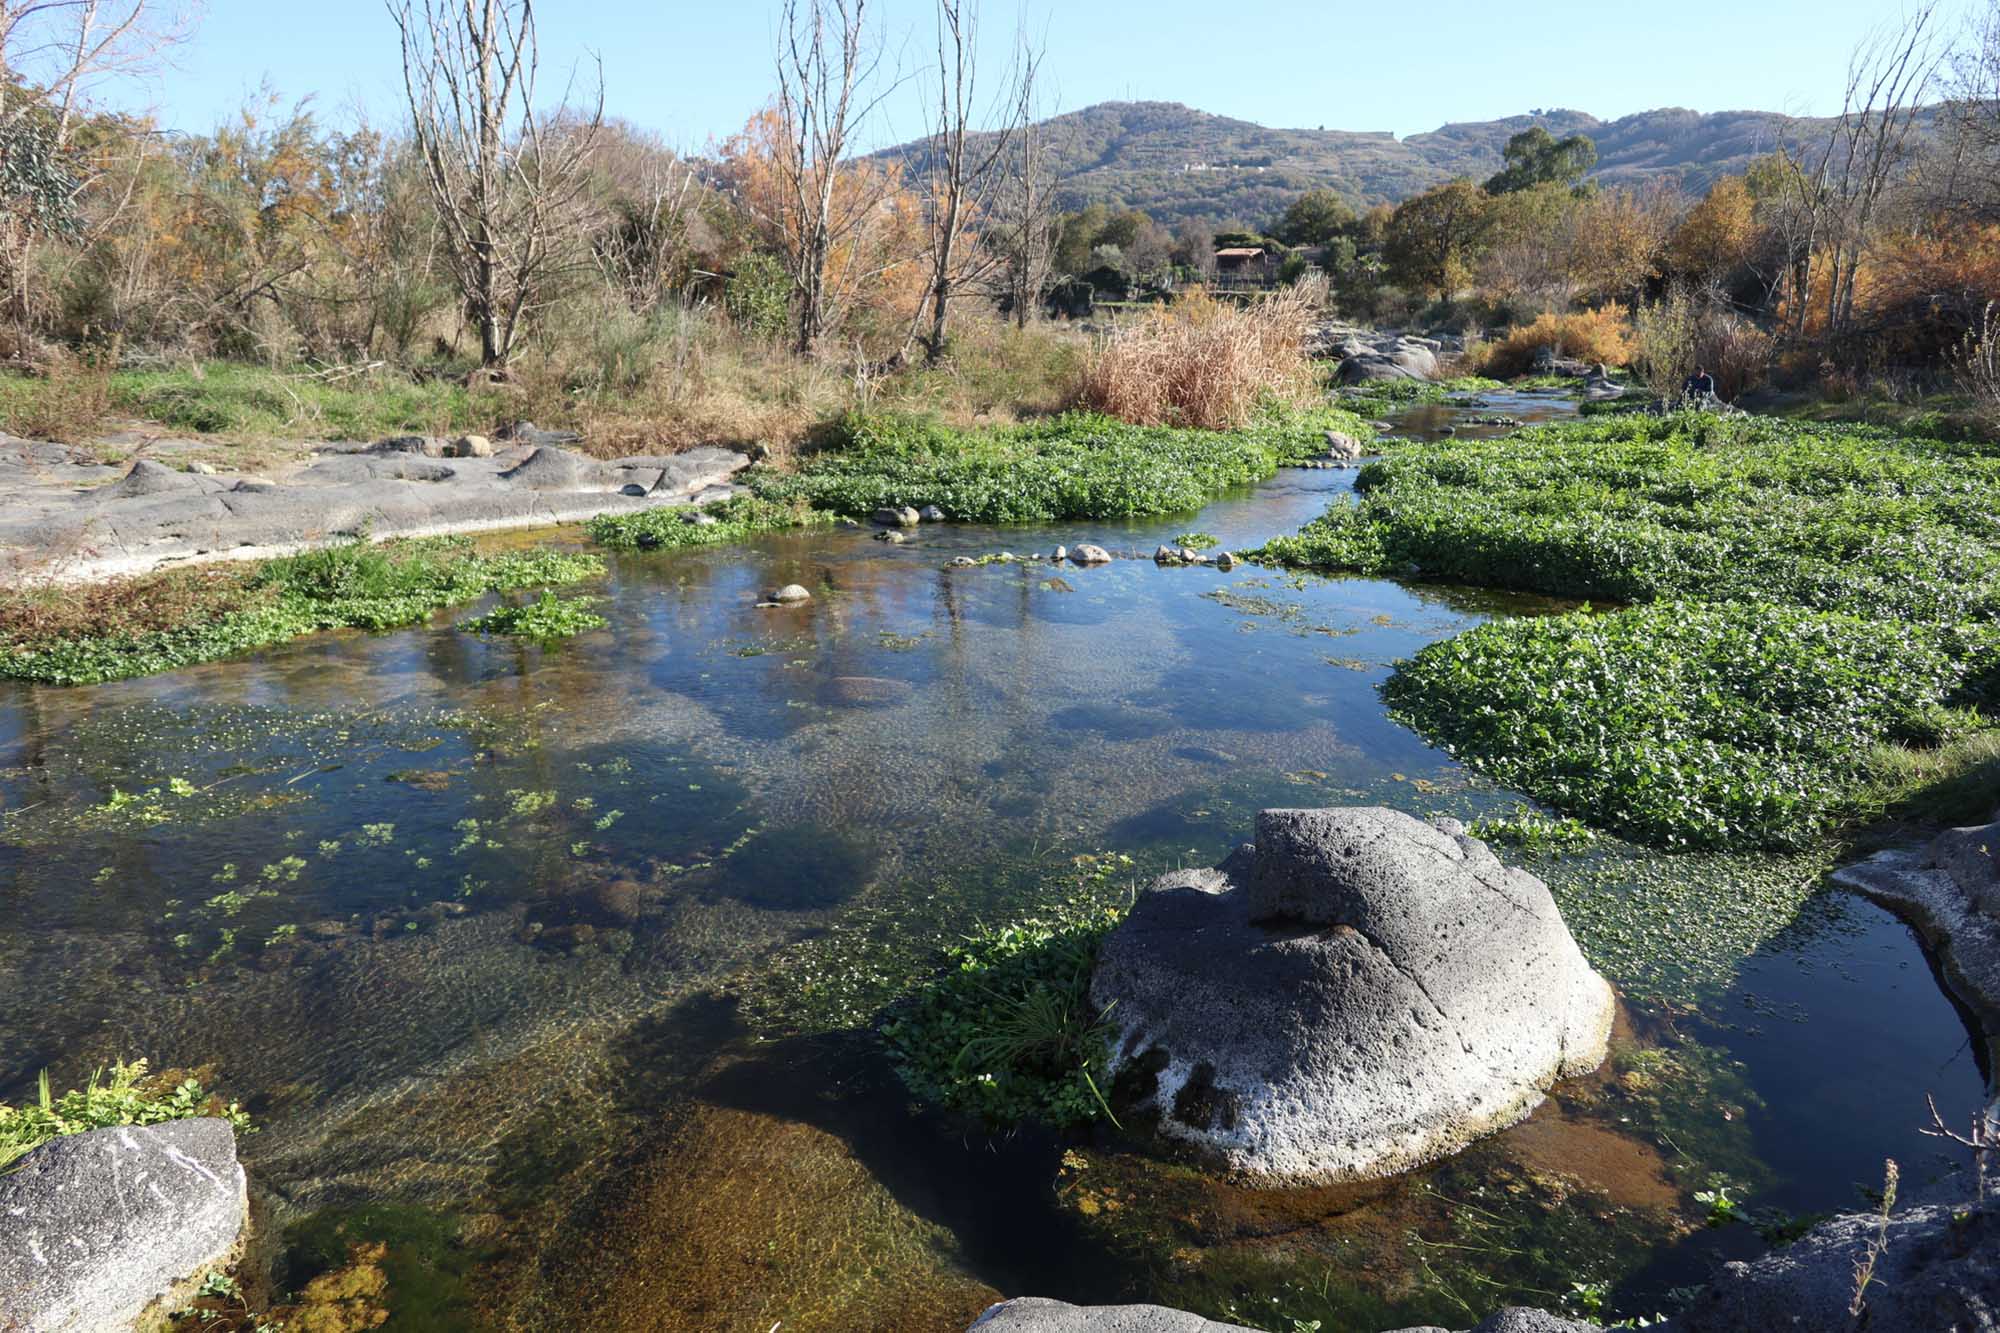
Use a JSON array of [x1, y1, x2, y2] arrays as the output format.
[[0, 390, 1986, 1331]]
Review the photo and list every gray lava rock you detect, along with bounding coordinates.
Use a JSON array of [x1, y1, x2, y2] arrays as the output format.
[[1214, 551, 1236, 570], [499, 445, 610, 491], [767, 584, 812, 604], [1091, 807, 1614, 1185], [1324, 429, 1364, 462], [102, 458, 207, 499], [877, 529, 910, 543], [919, 504, 947, 522], [1052, 545, 1068, 563], [1071, 544, 1112, 565], [970, 1298, 1255, 1331], [0, 1119, 248, 1333], [874, 505, 922, 527], [1153, 545, 1181, 565], [1671, 1202, 2000, 1332], [448, 433, 494, 458], [648, 446, 752, 498]]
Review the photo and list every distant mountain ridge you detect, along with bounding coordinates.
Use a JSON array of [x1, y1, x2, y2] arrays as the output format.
[[876, 100, 1859, 226]]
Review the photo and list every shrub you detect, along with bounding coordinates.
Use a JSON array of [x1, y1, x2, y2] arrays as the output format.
[[1078, 286, 1319, 430], [1474, 308, 1633, 379], [1, 1060, 251, 1172]]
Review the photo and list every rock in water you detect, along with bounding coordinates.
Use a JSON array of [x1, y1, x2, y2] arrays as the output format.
[[1324, 430, 1364, 462], [768, 584, 812, 604], [970, 1298, 1256, 1331], [1091, 807, 1614, 1186], [1071, 544, 1112, 564], [0, 1119, 248, 1332]]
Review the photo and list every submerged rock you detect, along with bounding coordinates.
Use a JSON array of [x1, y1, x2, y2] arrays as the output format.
[[919, 504, 947, 522], [1091, 807, 1614, 1186], [0, 1119, 248, 1332]]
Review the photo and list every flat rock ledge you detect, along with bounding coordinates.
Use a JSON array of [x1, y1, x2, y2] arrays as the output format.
[[0, 1118, 248, 1332], [1831, 807, 2000, 1071], [0, 435, 752, 583], [1090, 807, 1615, 1186], [968, 1299, 1599, 1333]]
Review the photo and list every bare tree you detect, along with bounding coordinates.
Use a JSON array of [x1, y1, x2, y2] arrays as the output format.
[[1775, 3, 1943, 343], [1934, 0, 2000, 222], [902, 0, 1033, 365], [990, 45, 1060, 330], [771, 0, 895, 357], [391, 0, 603, 367], [0, 0, 193, 145]]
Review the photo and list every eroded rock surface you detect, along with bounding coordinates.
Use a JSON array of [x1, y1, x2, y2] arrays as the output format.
[[1090, 807, 1615, 1185], [0, 1118, 248, 1332], [0, 435, 753, 582]]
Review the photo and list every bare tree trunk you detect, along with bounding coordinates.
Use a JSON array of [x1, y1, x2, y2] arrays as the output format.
[[392, 0, 602, 368], [902, 0, 1034, 365], [773, 0, 893, 358]]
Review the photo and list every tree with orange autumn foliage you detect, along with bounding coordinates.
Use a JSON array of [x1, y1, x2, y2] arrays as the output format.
[[1665, 176, 1760, 287]]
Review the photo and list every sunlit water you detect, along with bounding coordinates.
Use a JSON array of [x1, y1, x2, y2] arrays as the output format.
[[0, 390, 1985, 1331]]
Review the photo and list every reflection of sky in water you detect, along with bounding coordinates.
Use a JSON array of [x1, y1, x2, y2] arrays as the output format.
[[0, 394, 1986, 1323]]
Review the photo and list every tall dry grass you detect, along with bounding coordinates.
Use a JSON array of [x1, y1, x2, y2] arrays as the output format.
[[1474, 308, 1634, 379], [1078, 286, 1320, 430]]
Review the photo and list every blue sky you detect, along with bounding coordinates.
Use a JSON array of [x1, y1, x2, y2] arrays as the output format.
[[98, 0, 1977, 146]]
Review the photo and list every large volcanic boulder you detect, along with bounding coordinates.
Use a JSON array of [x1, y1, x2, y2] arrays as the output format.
[[0, 1118, 249, 1331], [1090, 807, 1615, 1186]]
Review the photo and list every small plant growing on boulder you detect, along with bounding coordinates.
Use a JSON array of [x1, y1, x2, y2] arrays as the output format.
[[0, 1060, 251, 1172]]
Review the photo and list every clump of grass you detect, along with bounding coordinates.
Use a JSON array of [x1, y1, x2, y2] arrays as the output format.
[[1079, 287, 1321, 430], [0, 539, 604, 685], [881, 901, 1125, 1130], [462, 591, 606, 639], [1, 1060, 251, 1172], [1472, 308, 1634, 379], [585, 493, 830, 551]]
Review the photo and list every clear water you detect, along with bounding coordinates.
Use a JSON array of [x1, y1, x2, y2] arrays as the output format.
[[0, 393, 1984, 1332]]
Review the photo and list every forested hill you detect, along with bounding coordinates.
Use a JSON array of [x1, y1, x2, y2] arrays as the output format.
[[874, 100, 1849, 225]]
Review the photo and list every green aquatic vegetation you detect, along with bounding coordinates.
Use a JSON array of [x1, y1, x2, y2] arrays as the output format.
[[1251, 414, 2000, 627], [882, 900, 1126, 1130], [1335, 375, 1504, 416], [584, 492, 829, 550], [463, 591, 607, 639], [1, 1060, 251, 1172], [1173, 531, 1220, 550], [1387, 600, 1993, 849], [1467, 806, 1598, 853], [1, 539, 605, 685], [753, 405, 1375, 524]]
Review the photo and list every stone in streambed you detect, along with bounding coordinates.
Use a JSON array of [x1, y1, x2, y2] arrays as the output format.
[[0, 1119, 249, 1333], [1091, 807, 1614, 1186]]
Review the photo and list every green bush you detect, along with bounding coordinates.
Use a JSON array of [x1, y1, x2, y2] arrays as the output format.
[[882, 904, 1124, 1130], [1386, 601, 1994, 849], [1, 1060, 251, 1172]]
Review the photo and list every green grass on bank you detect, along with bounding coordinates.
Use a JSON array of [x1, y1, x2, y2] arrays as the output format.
[[1253, 412, 2000, 850], [1, 1060, 250, 1172], [750, 405, 1375, 525], [1, 539, 604, 685]]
